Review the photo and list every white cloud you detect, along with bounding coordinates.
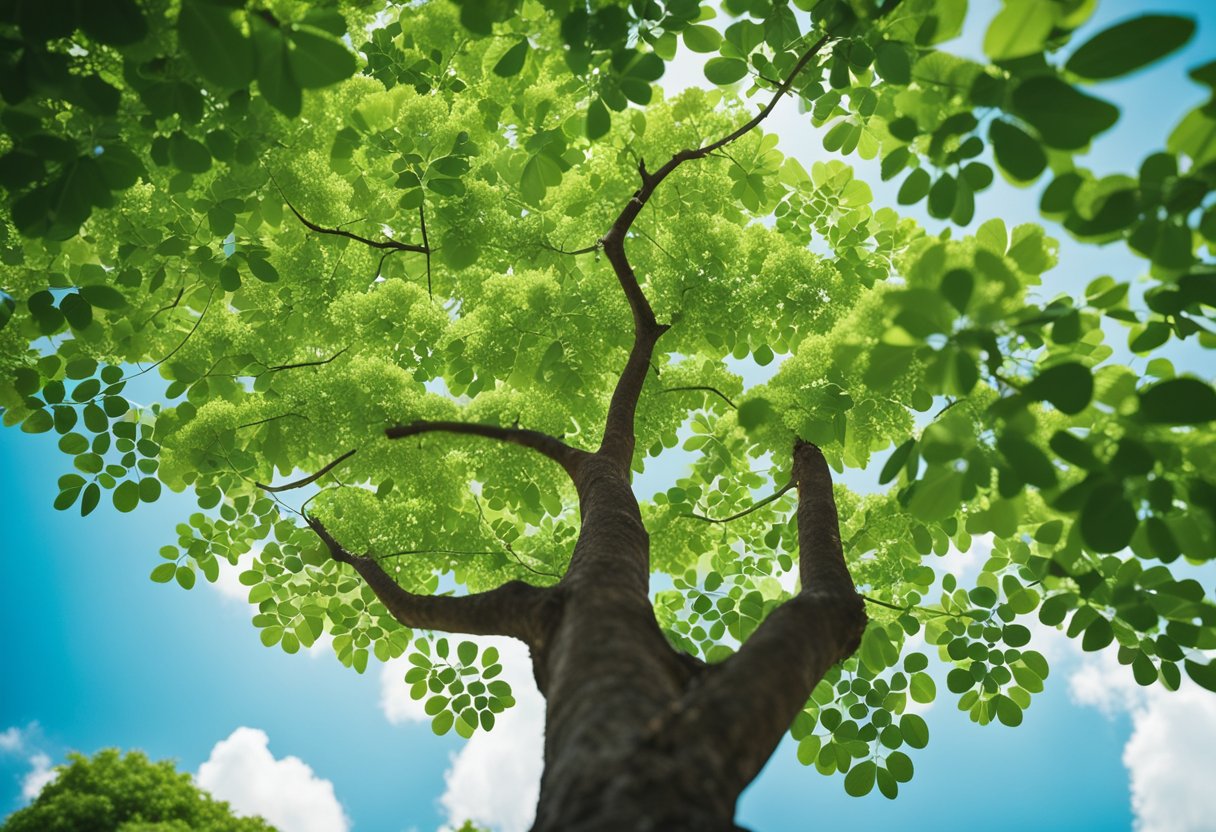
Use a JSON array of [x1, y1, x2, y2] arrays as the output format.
[[1124, 685, 1216, 832], [197, 727, 350, 832], [378, 637, 545, 832], [0, 726, 24, 753], [1, 724, 57, 803], [210, 550, 257, 604], [1068, 650, 1216, 832], [1068, 648, 1143, 717], [437, 639, 545, 832], [20, 753, 56, 801], [379, 657, 430, 725]]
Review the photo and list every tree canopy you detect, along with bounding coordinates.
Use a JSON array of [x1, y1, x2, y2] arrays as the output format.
[[1, 0, 1215, 811], [1, 748, 276, 832]]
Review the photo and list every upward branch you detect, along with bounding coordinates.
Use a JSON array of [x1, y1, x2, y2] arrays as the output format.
[[594, 32, 834, 470], [659, 441, 865, 797]]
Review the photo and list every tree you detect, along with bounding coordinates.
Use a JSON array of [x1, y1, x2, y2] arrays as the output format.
[[1, 748, 276, 832], [1, 0, 1214, 827]]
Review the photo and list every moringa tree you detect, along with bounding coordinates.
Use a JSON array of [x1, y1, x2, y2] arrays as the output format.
[[2, 0, 1215, 827]]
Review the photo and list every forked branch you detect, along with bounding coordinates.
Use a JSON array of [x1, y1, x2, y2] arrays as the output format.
[[656, 440, 866, 796], [305, 516, 550, 642]]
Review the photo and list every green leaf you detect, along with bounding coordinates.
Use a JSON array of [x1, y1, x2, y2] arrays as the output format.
[[1080, 482, 1137, 553], [113, 480, 139, 513], [1136, 378, 1216, 425], [169, 133, 212, 174], [897, 168, 931, 205], [457, 640, 477, 666], [879, 439, 915, 485], [253, 23, 301, 117], [989, 120, 1046, 182], [874, 42, 910, 85], [844, 760, 876, 797], [737, 397, 774, 431], [586, 98, 610, 141], [1066, 15, 1195, 80], [1024, 362, 1093, 415], [179, 0, 255, 89], [176, 565, 196, 590], [150, 562, 176, 583], [247, 257, 280, 283], [900, 714, 929, 749], [79, 285, 126, 310], [682, 25, 722, 54], [994, 695, 1024, 726], [984, 0, 1057, 61], [1081, 616, 1114, 651], [998, 434, 1057, 489], [1184, 659, 1216, 693], [493, 39, 530, 77], [704, 58, 749, 85], [288, 26, 357, 88], [1012, 77, 1119, 150]]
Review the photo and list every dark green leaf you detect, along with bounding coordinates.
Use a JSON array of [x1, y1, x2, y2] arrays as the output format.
[[1137, 378, 1216, 424], [1066, 15, 1195, 80], [1080, 482, 1137, 553], [704, 58, 749, 85], [1012, 77, 1119, 150], [288, 26, 357, 89], [990, 120, 1046, 181], [1024, 362, 1093, 414], [179, 0, 255, 88], [493, 39, 530, 77]]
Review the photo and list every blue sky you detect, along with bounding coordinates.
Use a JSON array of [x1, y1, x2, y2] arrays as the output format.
[[3, 2, 1216, 831]]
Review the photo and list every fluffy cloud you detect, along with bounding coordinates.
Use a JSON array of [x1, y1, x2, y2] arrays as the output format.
[[0, 724, 58, 802], [1068, 650, 1216, 832], [196, 727, 350, 832], [21, 753, 56, 801], [379, 637, 545, 832], [209, 550, 257, 604]]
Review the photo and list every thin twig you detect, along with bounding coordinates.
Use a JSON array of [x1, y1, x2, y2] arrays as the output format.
[[256, 448, 358, 493], [662, 385, 737, 409], [681, 480, 795, 524], [128, 288, 216, 380], [266, 347, 349, 373], [419, 202, 432, 299]]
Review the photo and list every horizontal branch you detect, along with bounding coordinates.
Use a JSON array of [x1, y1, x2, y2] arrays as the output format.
[[305, 516, 550, 642], [661, 385, 738, 409], [256, 448, 357, 493], [269, 173, 428, 254], [265, 347, 348, 373], [385, 420, 583, 477]]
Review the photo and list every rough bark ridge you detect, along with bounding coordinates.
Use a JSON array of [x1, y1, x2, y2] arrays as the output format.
[[297, 23, 878, 831]]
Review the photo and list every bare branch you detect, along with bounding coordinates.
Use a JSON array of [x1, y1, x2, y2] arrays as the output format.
[[305, 516, 551, 642], [661, 385, 738, 409], [385, 420, 584, 478], [268, 172, 428, 254], [266, 347, 349, 373], [681, 481, 793, 523], [236, 412, 308, 431], [419, 202, 433, 299], [256, 448, 358, 493]]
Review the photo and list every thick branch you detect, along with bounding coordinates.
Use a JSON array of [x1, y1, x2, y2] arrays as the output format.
[[305, 517, 549, 642], [593, 34, 836, 470], [658, 441, 865, 798], [385, 420, 584, 478]]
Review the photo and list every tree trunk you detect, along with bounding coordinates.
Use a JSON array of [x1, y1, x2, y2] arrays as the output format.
[[524, 445, 867, 831]]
